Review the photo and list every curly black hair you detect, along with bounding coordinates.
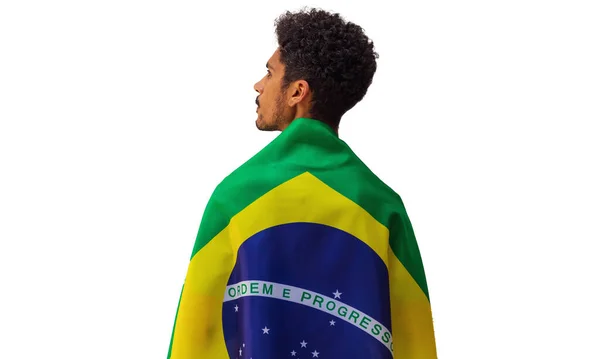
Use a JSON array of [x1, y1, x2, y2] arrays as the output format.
[[274, 7, 379, 128]]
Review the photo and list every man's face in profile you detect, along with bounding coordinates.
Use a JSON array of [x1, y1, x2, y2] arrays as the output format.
[[254, 48, 288, 131]]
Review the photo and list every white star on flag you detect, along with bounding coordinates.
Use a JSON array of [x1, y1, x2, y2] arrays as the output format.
[[300, 340, 307, 348], [333, 289, 342, 299], [243, 343, 245, 347], [312, 350, 320, 357], [239, 348, 242, 356], [291, 350, 297, 356], [262, 326, 270, 334], [234, 305, 239, 312], [329, 320, 336, 326]]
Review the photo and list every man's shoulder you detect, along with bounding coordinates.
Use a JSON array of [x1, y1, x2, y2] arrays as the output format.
[[208, 146, 299, 215], [344, 150, 407, 208], [358, 167, 408, 215], [212, 149, 275, 194]]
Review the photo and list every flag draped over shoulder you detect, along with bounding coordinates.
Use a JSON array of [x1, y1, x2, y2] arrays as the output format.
[[167, 118, 437, 359]]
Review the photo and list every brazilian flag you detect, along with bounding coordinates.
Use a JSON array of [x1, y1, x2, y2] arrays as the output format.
[[167, 118, 437, 358]]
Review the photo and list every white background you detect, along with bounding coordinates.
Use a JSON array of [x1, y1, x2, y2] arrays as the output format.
[[1, 0, 598, 358]]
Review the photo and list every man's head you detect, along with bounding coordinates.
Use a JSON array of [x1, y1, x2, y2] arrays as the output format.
[[254, 8, 379, 133]]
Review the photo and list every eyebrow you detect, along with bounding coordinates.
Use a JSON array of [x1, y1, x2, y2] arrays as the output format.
[[266, 62, 274, 71]]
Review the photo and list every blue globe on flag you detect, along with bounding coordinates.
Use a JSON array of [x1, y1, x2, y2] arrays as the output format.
[[222, 222, 394, 359]]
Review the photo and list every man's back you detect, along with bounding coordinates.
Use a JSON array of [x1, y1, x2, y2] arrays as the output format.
[[167, 118, 436, 358]]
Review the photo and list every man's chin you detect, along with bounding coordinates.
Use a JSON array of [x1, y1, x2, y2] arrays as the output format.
[[255, 118, 279, 132]]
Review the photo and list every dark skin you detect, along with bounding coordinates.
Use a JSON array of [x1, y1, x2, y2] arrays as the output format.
[[254, 47, 317, 132]]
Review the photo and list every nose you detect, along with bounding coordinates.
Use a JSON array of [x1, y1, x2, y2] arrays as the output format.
[[254, 79, 263, 94]]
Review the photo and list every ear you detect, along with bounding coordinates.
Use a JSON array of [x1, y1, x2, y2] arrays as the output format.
[[288, 80, 311, 106]]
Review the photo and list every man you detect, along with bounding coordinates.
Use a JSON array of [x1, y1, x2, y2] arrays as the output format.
[[167, 7, 437, 359]]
